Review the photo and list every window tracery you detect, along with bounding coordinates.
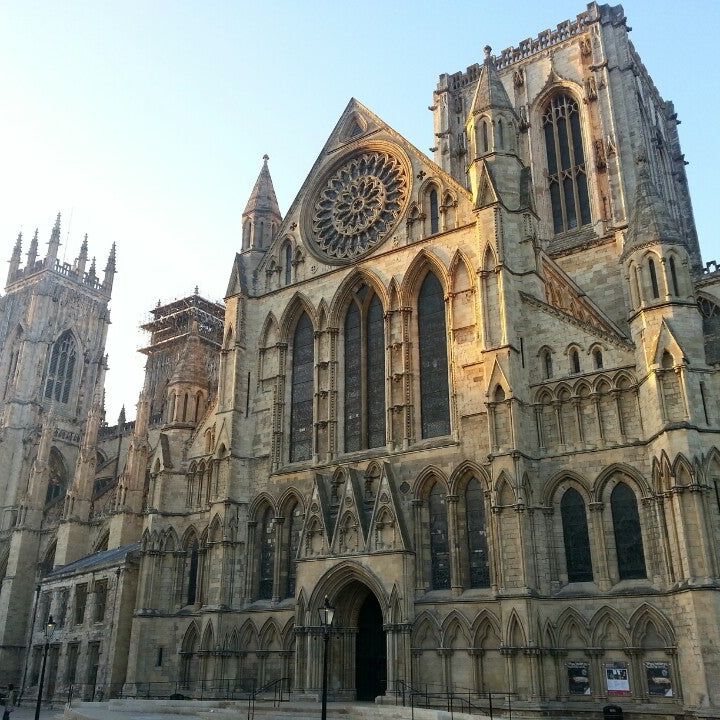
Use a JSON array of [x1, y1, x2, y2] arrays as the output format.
[[344, 286, 386, 452], [542, 93, 591, 234], [44, 330, 77, 404]]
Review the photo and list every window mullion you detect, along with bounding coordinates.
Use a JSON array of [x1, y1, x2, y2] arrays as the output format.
[[360, 309, 369, 450], [551, 111, 568, 232]]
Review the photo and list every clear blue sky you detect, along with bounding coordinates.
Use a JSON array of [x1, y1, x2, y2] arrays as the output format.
[[1, 0, 718, 420]]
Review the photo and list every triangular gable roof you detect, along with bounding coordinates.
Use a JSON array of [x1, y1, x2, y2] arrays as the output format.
[[255, 97, 472, 275], [652, 318, 687, 366]]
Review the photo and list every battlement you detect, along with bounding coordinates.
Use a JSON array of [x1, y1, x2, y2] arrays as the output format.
[[436, 2, 627, 93], [7, 256, 109, 294]]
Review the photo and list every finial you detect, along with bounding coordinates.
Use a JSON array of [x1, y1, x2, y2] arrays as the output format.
[[194, 285, 199, 295], [118, 405, 126, 425], [81, 234, 88, 250], [484, 45, 492, 59], [263, 154, 269, 163], [13, 231, 22, 252], [88, 256, 97, 278]]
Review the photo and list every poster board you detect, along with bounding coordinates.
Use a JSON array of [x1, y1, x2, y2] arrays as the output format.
[[645, 661, 673, 697], [605, 661, 631, 696], [566, 661, 591, 695]]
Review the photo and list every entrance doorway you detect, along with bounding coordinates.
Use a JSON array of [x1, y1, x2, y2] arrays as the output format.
[[355, 593, 386, 701]]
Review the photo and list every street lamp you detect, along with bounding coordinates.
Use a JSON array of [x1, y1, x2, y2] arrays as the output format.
[[34, 615, 56, 720], [318, 596, 335, 720]]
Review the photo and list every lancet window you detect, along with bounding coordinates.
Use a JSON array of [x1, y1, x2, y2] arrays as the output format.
[[465, 478, 490, 588], [428, 483, 451, 590], [344, 287, 386, 452], [289, 313, 314, 462], [611, 482, 647, 580], [258, 507, 275, 600], [418, 272, 450, 438], [560, 488, 593, 582]]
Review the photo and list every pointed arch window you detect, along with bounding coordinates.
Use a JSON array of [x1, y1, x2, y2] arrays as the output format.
[[258, 507, 275, 600], [418, 272, 450, 438], [286, 502, 302, 598], [344, 287, 386, 452], [428, 188, 440, 235], [465, 478, 490, 588], [570, 348, 581, 374], [187, 540, 199, 605], [542, 93, 591, 234], [611, 482, 647, 580], [44, 330, 77, 403], [290, 313, 314, 462], [593, 348, 603, 370], [648, 258, 660, 299], [560, 488, 593, 582], [669, 256, 680, 296], [283, 243, 292, 286], [543, 349, 553, 379], [428, 483, 450, 590]]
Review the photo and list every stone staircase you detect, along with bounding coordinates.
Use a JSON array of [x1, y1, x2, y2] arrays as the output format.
[[64, 699, 492, 720]]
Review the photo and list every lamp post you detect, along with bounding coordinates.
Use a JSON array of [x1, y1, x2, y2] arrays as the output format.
[[34, 615, 55, 720], [318, 596, 335, 720]]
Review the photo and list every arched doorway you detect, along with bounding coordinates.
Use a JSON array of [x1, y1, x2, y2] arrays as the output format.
[[355, 592, 386, 700]]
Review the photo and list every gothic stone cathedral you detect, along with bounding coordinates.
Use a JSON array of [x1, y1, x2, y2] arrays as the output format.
[[2, 4, 720, 718]]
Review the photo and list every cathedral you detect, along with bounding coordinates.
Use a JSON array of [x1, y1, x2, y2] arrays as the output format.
[[2, 3, 720, 717]]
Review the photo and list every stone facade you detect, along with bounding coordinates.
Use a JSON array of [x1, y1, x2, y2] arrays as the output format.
[[4, 3, 720, 718]]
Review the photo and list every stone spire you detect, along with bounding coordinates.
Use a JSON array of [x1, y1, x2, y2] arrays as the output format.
[[75, 234, 89, 276], [469, 46, 515, 117], [624, 154, 683, 255], [241, 155, 282, 251], [88, 256, 97, 282], [26, 228, 39, 266], [7, 231, 22, 285], [103, 242, 116, 294], [46, 212, 61, 265]]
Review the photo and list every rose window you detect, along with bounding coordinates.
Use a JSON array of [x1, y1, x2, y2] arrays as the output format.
[[310, 151, 409, 262]]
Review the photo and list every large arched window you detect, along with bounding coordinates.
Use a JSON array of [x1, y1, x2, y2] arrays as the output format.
[[418, 272, 450, 438], [542, 93, 591, 234], [44, 330, 77, 403], [560, 488, 593, 582], [344, 287, 386, 452], [258, 507, 275, 600], [46, 448, 68, 505], [289, 313, 314, 462], [428, 483, 450, 590], [611, 482, 647, 580], [465, 478, 490, 588]]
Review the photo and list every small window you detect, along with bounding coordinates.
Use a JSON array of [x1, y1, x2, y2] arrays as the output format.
[[497, 119, 504, 150], [593, 348, 603, 369], [429, 188, 439, 235], [74, 583, 88, 625], [94, 579, 108, 622], [156, 647, 164, 667], [482, 121, 489, 153], [669, 257, 680, 296], [543, 350, 553, 379], [284, 244, 292, 286], [570, 349, 581, 374], [648, 259, 660, 299]]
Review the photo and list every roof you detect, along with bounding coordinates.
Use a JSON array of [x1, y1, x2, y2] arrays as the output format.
[[46, 543, 140, 579], [242, 155, 281, 219]]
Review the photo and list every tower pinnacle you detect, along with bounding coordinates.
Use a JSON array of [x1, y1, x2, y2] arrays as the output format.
[[241, 155, 282, 251]]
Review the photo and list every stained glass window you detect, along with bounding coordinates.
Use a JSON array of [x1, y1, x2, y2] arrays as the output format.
[[44, 330, 77, 404], [429, 188, 439, 235], [466, 478, 490, 588], [561, 488, 593, 582], [187, 541, 199, 605], [429, 483, 451, 590], [542, 93, 591, 234], [418, 273, 450, 438], [611, 482, 647, 580], [258, 507, 275, 599], [290, 313, 314, 462], [344, 289, 385, 452], [286, 502, 302, 598]]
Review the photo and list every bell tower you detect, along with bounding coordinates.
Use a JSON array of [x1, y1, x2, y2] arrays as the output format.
[[0, 214, 115, 683]]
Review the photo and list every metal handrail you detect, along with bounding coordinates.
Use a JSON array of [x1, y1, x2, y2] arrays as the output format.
[[394, 678, 517, 719], [247, 677, 290, 720]]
